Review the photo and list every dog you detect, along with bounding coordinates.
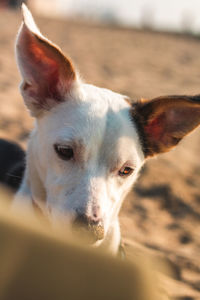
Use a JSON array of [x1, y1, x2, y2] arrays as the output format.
[[12, 4, 200, 255]]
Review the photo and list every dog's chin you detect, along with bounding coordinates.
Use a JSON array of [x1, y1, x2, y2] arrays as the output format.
[[72, 226, 105, 246], [83, 236, 104, 247], [92, 239, 104, 248]]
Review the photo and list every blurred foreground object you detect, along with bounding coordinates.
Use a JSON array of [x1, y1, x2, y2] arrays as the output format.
[[0, 197, 161, 300]]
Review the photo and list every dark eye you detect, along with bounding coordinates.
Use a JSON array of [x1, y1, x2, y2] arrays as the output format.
[[54, 144, 74, 161], [118, 166, 133, 177]]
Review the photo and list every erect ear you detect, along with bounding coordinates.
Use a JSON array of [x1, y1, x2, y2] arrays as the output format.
[[16, 4, 77, 116], [131, 95, 200, 157]]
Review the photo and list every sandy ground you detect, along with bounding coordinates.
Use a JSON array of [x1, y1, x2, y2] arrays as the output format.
[[0, 9, 200, 299]]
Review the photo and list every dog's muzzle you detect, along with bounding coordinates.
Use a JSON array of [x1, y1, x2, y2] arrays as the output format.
[[73, 214, 104, 243]]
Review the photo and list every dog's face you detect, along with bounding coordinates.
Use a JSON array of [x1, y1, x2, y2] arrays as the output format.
[[16, 5, 200, 243], [32, 84, 144, 239], [16, 6, 145, 241]]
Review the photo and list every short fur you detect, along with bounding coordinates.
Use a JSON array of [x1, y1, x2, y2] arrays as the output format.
[[13, 5, 200, 255]]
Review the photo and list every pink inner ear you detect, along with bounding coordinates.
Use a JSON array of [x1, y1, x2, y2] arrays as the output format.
[[18, 25, 75, 105], [144, 113, 165, 140], [25, 35, 61, 101], [30, 42, 58, 73]]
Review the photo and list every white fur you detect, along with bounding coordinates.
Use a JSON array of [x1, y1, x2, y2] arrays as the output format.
[[14, 5, 145, 255], [21, 3, 41, 36], [13, 4, 200, 255], [15, 83, 144, 254]]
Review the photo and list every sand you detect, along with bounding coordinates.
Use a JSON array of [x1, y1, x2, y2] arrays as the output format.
[[0, 9, 199, 299]]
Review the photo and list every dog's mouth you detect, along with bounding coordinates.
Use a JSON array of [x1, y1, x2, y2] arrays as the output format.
[[71, 214, 105, 244], [73, 223, 105, 244], [34, 203, 105, 244]]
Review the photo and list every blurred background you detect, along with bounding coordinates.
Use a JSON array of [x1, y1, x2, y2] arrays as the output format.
[[0, 0, 200, 299]]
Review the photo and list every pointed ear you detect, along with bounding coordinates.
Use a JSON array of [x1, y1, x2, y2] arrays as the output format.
[[131, 95, 200, 157], [16, 4, 77, 116]]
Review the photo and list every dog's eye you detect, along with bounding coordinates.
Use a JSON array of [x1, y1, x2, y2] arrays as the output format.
[[54, 145, 74, 161], [118, 166, 133, 177]]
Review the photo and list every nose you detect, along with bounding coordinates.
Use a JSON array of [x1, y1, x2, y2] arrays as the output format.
[[75, 213, 100, 226], [74, 213, 104, 242]]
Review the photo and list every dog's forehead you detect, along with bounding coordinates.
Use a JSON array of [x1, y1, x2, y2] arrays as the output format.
[[40, 84, 142, 163]]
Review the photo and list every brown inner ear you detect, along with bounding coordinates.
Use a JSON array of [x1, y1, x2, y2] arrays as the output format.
[[131, 95, 200, 157]]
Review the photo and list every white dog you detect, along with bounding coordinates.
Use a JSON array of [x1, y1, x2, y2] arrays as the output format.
[[14, 4, 200, 255]]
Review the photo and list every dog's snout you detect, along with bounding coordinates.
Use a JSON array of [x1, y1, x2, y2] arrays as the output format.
[[76, 213, 100, 226], [74, 213, 104, 242]]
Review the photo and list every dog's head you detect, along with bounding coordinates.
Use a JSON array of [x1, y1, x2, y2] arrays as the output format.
[[16, 5, 200, 243]]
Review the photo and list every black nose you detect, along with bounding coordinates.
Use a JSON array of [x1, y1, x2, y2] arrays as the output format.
[[73, 213, 104, 242], [75, 213, 100, 226]]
